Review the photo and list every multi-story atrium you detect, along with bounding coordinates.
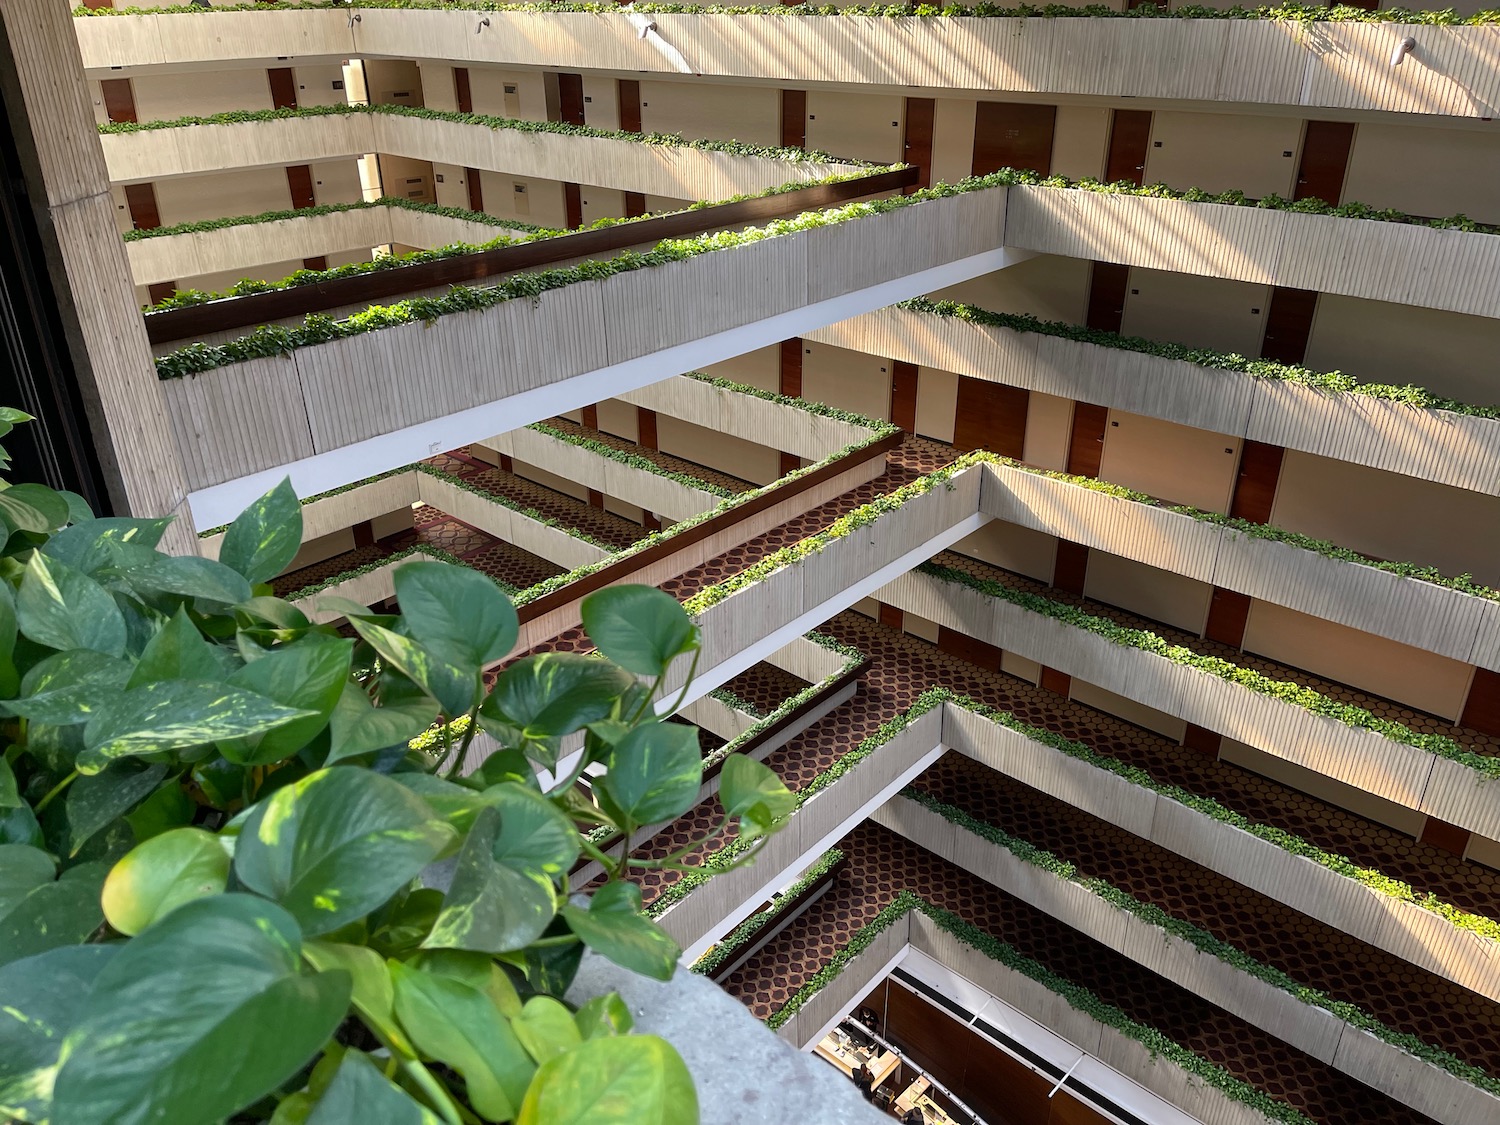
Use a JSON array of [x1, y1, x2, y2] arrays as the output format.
[[6, 0, 1500, 1121]]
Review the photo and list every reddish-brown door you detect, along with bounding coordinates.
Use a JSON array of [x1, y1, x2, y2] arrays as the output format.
[[465, 167, 484, 213], [779, 338, 803, 398], [285, 164, 316, 209], [1204, 588, 1252, 648], [1084, 261, 1130, 333], [1104, 109, 1152, 185], [267, 67, 297, 110], [618, 79, 642, 134], [623, 191, 647, 218], [146, 281, 177, 305], [972, 102, 1056, 176], [1065, 402, 1108, 478], [453, 67, 473, 114], [953, 378, 1028, 457], [100, 79, 137, 124], [903, 98, 935, 191], [1259, 287, 1320, 364], [302, 256, 328, 271], [891, 361, 919, 433], [123, 182, 161, 230], [780, 90, 806, 150], [557, 73, 585, 125], [1228, 440, 1284, 525], [1293, 120, 1356, 205], [563, 183, 583, 229]]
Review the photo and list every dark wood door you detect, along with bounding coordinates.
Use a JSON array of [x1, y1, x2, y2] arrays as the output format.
[[1066, 402, 1108, 478], [623, 191, 647, 218], [1228, 439, 1284, 525], [971, 102, 1056, 176], [302, 256, 328, 272], [465, 167, 484, 213], [1084, 261, 1130, 333], [953, 378, 1028, 457], [1052, 540, 1090, 595], [453, 67, 473, 114], [618, 79, 642, 133], [890, 360, 918, 433], [563, 183, 583, 229], [267, 67, 298, 110], [1204, 587, 1252, 648], [779, 338, 803, 398], [146, 281, 177, 306], [123, 182, 161, 230], [100, 79, 136, 124], [1293, 120, 1355, 205], [285, 164, 316, 209], [780, 89, 806, 150], [557, 73, 585, 125], [1462, 669, 1500, 737], [1259, 286, 1319, 364], [1105, 109, 1152, 185], [902, 97, 935, 192]]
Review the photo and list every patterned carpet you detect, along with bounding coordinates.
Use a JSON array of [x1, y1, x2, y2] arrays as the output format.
[[715, 661, 812, 718]]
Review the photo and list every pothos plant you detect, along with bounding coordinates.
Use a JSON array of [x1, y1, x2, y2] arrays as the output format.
[[0, 409, 796, 1125]]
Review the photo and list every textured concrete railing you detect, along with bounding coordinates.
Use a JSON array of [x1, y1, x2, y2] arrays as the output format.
[[810, 302, 1500, 497]]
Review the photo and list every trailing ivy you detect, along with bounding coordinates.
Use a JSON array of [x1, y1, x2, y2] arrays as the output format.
[[681, 371, 901, 433], [899, 297, 1500, 419], [150, 172, 1004, 378], [282, 542, 519, 602], [901, 787, 1500, 1093], [928, 690, 1500, 943], [918, 559, 1500, 776], [526, 421, 737, 499], [123, 195, 550, 243], [690, 849, 845, 976], [97, 100, 863, 165], [75, 1, 1500, 29]]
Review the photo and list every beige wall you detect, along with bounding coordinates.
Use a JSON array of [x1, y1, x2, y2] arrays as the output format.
[[805, 90, 904, 165], [1096, 409, 1240, 512], [431, 160, 468, 209], [702, 344, 779, 393], [363, 59, 424, 108], [656, 415, 780, 486], [1070, 678, 1188, 742], [290, 64, 350, 110], [419, 63, 457, 113], [581, 76, 620, 132], [931, 254, 1090, 323], [902, 610, 940, 644], [128, 66, 272, 122], [1119, 268, 1271, 356], [638, 81, 780, 148], [512, 460, 588, 502], [153, 165, 290, 225], [1022, 391, 1072, 472], [579, 186, 626, 226], [1272, 451, 1500, 587], [931, 99, 976, 187], [310, 158, 363, 205], [379, 154, 434, 204], [1084, 551, 1212, 635], [596, 399, 638, 442], [1242, 599, 1474, 720], [950, 520, 1056, 583], [801, 342, 890, 421], [1050, 105, 1109, 181], [469, 67, 547, 122], [477, 170, 567, 227], [139, 247, 371, 303], [1304, 294, 1500, 409], [915, 366, 959, 444], [1345, 122, 1500, 225], [1142, 111, 1301, 198]]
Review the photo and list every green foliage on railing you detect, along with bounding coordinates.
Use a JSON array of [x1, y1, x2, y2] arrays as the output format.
[[282, 542, 518, 602], [681, 371, 902, 432], [930, 690, 1500, 943], [899, 297, 1500, 418], [689, 848, 844, 977], [75, 0, 1500, 28], [123, 195, 550, 243], [901, 788, 1500, 1093], [917, 560, 1500, 776], [149, 171, 995, 378], [196, 462, 416, 538], [526, 422, 736, 499]]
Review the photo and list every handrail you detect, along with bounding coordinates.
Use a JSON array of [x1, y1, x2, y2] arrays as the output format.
[[513, 430, 903, 625], [143, 166, 919, 345]]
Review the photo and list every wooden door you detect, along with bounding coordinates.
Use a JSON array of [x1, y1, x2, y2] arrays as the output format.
[[285, 164, 315, 209], [1065, 402, 1108, 478], [465, 168, 483, 213], [1293, 120, 1355, 205], [146, 281, 177, 306], [902, 98, 935, 191], [453, 67, 473, 114], [1204, 588, 1252, 648], [624, 191, 647, 218], [618, 79, 642, 133], [891, 361, 918, 433], [123, 182, 160, 230], [780, 90, 806, 149], [971, 102, 1056, 176], [267, 67, 297, 110], [953, 378, 1028, 457], [302, 256, 328, 271], [557, 73, 585, 125], [1104, 109, 1152, 186], [779, 338, 803, 397], [563, 183, 583, 229], [1228, 439, 1284, 524], [100, 79, 136, 124], [1462, 669, 1500, 738], [1259, 286, 1319, 364], [1084, 261, 1130, 333]]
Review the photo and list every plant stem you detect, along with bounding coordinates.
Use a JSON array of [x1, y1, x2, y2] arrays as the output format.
[[659, 647, 701, 718], [577, 835, 619, 881], [627, 816, 728, 868], [446, 705, 481, 780], [32, 770, 77, 814]]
